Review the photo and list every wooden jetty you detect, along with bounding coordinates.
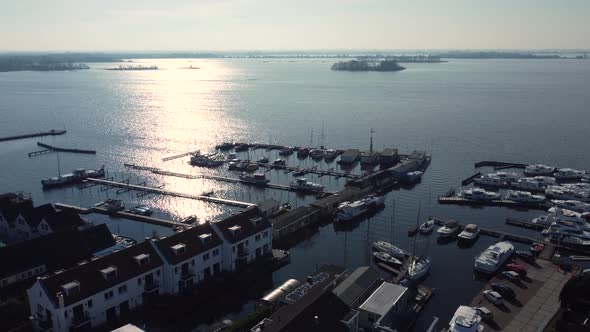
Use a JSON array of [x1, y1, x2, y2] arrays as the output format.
[[461, 172, 482, 186], [37, 142, 96, 154], [438, 196, 549, 211], [162, 149, 204, 162], [28, 149, 52, 157], [123, 163, 329, 195], [474, 161, 527, 169], [0, 129, 66, 142], [431, 217, 542, 245], [505, 217, 547, 231], [86, 178, 254, 208], [54, 202, 183, 228]]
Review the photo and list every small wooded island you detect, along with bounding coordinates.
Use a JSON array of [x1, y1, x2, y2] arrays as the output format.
[[331, 59, 405, 72]]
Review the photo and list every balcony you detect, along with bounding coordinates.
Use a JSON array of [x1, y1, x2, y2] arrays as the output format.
[[237, 248, 249, 258], [180, 271, 195, 281], [71, 313, 91, 330], [144, 281, 160, 293]]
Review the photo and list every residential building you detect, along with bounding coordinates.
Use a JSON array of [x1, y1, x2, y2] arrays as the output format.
[[270, 206, 320, 240], [258, 198, 281, 218], [150, 223, 223, 294], [0, 224, 115, 290], [0, 192, 33, 240], [211, 207, 272, 271], [28, 241, 164, 332]]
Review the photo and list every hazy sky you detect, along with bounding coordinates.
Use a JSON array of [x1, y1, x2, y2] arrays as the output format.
[[1, 0, 589, 51]]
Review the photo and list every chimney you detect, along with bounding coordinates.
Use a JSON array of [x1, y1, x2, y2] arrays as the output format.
[[57, 292, 65, 308]]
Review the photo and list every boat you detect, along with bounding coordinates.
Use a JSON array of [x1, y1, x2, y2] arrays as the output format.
[[334, 195, 385, 222], [272, 159, 286, 166], [474, 241, 515, 274], [289, 178, 325, 193], [103, 199, 125, 213], [458, 224, 480, 241], [554, 168, 586, 180], [505, 190, 545, 204], [42, 165, 106, 188], [279, 147, 294, 156], [582, 175, 590, 183], [126, 205, 153, 216], [446, 306, 485, 332], [474, 172, 519, 187], [227, 160, 239, 170], [239, 173, 270, 186], [296, 148, 310, 158], [228, 153, 237, 159], [245, 163, 259, 172], [372, 251, 403, 266], [309, 148, 326, 160], [404, 171, 423, 184], [324, 149, 338, 161], [234, 144, 249, 152], [552, 200, 590, 213], [190, 152, 224, 168], [407, 257, 431, 280], [418, 219, 435, 234], [512, 176, 556, 191], [546, 186, 590, 202], [257, 157, 269, 164], [372, 240, 407, 259], [437, 220, 460, 237], [292, 169, 306, 177], [215, 142, 234, 151], [524, 164, 555, 176], [461, 188, 501, 201]]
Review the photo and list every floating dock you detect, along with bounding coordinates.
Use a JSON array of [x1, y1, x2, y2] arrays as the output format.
[[461, 172, 482, 186], [123, 163, 330, 195], [430, 217, 543, 245], [37, 142, 96, 154], [161, 149, 203, 162], [474, 160, 527, 169], [505, 217, 547, 231], [0, 129, 66, 142], [86, 178, 254, 208], [438, 196, 549, 211]]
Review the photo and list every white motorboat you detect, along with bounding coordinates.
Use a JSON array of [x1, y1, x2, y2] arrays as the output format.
[[437, 220, 460, 237], [419, 219, 435, 234], [458, 224, 480, 241], [405, 171, 423, 184], [474, 175, 508, 187], [289, 178, 325, 193], [278, 147, 294, 156], [552, 200, 590, 213], [462, 188, 501, 201], [546, 186, 590, 202], [272, 159, 287, 166], [309, 148, 326, 160], [446, 306, 485, 332], [524, 164, 555, 176], [42, 166, 106, 188], [324, 149, 338, 161], [512, 176, 555, 191], [334, 195, 385, 222], [373, 251, 403, 266], [257, 156, 269, 164], [372, 240, 407, 259], [474, 241, 515, 274], [239, 173, 270, 186], [103, 199, 125, 213], [505, 190, 545, 203], [554, 168, 586, 180], [190, 152, 224, 168], [407, 257, 431, 280]]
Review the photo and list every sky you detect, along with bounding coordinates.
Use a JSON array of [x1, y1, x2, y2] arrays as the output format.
[[1, 0, 589, 51]]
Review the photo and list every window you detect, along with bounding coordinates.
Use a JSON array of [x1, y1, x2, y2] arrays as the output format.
[[28, 271, 32, 277], [87, 300, 93, 308], [37, 304, 43, 313], [263, 230, 269, 238], [191, 260, 195, 267], [137, 278, 142, 286], [156, 270, 160, 276], [174, 267, 178, 274], [203, 253, 210, 261], [213, 249, 219, 256], [64, 310, 68, 318], [255, 235, 261, 242], [104, 290, 114, 300], [118, 285, 128, 294], [232, 246, 236, 253]]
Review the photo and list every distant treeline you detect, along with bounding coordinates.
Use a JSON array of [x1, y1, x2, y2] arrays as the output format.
[[434, 51, 563, 59], [331, 60, 405, 72]]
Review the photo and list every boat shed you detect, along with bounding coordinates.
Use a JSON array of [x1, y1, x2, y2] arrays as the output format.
[[380, 148, 400, 167], [339, 149, 360, 164], [358, 282, 410, 330], [258, 198, 281, 218], [271, 206, 321, 240], [389, 159, 420, 179]]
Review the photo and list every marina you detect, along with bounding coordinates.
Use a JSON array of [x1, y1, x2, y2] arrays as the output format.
[[437, 195, 549, 210], [0, 129, 66, 142]]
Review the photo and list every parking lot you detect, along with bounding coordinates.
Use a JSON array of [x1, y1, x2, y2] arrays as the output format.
[[469, 257, 573, 332]]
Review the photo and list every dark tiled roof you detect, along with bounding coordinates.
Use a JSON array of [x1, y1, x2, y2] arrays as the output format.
[[0, 224, 115, 279], [214, 207, 270, 243], [153, 223, 223, 265], [332, 266, 382, 307], [22, 204, 58, 227], [42, 209, 86, 232], [0, 193, 34, 222], [271, 206, 320, 231], [40, 241, 163, 307]]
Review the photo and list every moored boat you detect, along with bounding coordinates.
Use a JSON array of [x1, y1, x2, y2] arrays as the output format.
[[419, 219, 435, 234], [373, 251, 403, 266], [554, 168, 586, 180], [372, 240, 407, 259], [524, 164, 555, 176], [505, 190, 546, 204], [289, 178, 325, 193], [437, 220, 460, 237], [42, 165, 106, 189], [474, 241, 514, 274], [407, 257, 431, 280], [239, 173, 270, 186], [334, 195, 385, 222]]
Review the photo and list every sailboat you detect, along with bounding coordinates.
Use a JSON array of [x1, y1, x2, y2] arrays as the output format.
[[372, 200, 407, 259], [407, 204, 431, 281]]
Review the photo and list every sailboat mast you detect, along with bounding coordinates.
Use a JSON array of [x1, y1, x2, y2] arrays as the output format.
[[310, 129, 314, 148], [411, 202, 421, 258], [57, 152, 61, 177], [369, 128, 375, 157]]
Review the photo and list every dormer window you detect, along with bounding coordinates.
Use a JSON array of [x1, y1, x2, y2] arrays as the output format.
[[228, 225, 241, 236], [61, 281, 80, 296], [100, 266, 117, 281], [134, 254, 150, 266], [172, 243, 186, 255], [199, 233, 212, 244], [250, 217, 262, 227]]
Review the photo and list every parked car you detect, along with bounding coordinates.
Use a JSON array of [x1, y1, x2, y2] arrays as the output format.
[[483, 290, 504, 305], [475, 307, 494, 321], [516, 250, 535, 263], [506, 263, 527, 277], [501, 270, 521, 281], [491, 283, 516, 300]]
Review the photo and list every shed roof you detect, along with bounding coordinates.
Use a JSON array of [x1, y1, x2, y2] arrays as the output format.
[[358, 282, 407, 316]]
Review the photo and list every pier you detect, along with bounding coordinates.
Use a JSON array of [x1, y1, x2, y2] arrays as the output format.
[[161, 149, 203, 162], [86, 178, 255, 208], [430, 217, 543, 245], [461, 172, 481, 186], [505, 217, 547, 231], [37, 142, 96, 154], [123, 163, 330, 195], [0, 129, 66, 142], [438, 196, 549, 211], [474, 160, 527, 169]]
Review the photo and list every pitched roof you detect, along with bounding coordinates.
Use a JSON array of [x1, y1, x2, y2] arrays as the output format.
[[39, 241, 163, 307], [258, 198, 280, 212], [153, 223, 223, 265], [42, 209, 86, 232], [332, 266, 382, 307], [0, 224, 115, 279], [0, 193, 34, 222], [214, 207, 270, 243], [21, 204, 58, 227], [271, 206, 320, 231]]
